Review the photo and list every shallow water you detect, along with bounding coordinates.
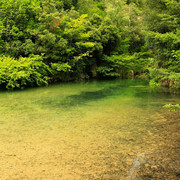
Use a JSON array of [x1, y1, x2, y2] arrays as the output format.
[[0, 79, 179, 179]]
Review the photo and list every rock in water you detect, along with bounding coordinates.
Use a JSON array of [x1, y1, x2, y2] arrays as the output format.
[[123, 153, 146, 180]]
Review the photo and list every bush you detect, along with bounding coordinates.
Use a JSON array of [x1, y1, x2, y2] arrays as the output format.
[[0, 55, 51, 89], [147, 67, 180, 89], [163, 104, 180, 112], [97, 52, 149, 79]]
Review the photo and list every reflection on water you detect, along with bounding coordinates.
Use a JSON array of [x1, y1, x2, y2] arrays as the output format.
[[0, 79, 179, 179]]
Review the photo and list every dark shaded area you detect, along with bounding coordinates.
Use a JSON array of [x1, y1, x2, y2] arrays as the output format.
[[39, 85, 123, 108], [37, 79, 179, 110], [37, 80, 144, 109]]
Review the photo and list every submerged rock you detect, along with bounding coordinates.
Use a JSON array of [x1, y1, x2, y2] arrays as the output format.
[[123, 153, 146, 180]]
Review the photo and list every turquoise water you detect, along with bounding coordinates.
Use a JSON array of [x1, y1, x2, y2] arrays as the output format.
[[0, 79, 179, 179]]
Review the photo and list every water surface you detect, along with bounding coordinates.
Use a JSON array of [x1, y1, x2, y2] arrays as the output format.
[[0, 79, 179, 179]]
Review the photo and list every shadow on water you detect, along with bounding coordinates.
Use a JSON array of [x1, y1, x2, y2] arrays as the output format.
[[38, 80, 178, 110], [38, 82, 142, 110]]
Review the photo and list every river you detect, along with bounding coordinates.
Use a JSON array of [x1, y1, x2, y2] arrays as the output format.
[[0, 79, 179, 179]]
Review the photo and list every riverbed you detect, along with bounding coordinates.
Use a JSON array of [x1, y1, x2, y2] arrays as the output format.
[[0, 79, 179, 179]]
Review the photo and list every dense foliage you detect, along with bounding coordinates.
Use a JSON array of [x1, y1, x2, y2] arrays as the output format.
[[0, 0, 179, 89], [0, 55, 51, 89]]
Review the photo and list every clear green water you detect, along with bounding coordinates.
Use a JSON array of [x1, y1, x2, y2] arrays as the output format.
[[0, 79, 179, 179]]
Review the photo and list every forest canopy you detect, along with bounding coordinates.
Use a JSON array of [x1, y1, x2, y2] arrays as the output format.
[[0, 0, 179, 89]]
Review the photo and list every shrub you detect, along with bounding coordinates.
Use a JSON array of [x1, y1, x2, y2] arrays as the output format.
[[163, 104, 180, 112], [0, 55, 51, 89], [147, 67, 180, 89]]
